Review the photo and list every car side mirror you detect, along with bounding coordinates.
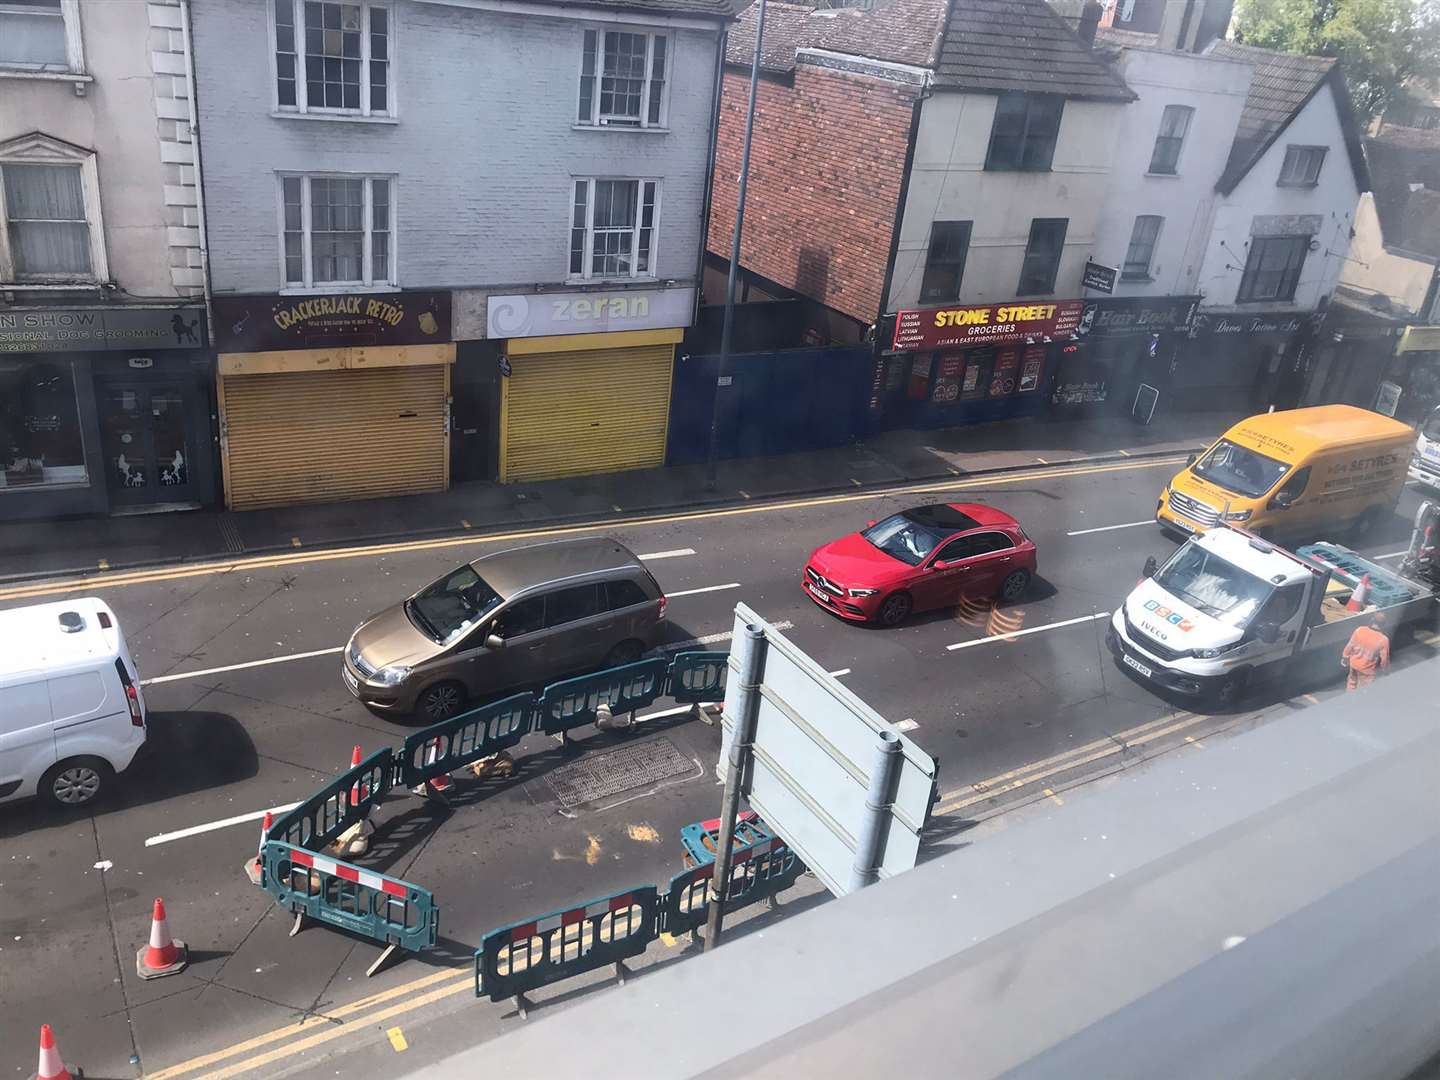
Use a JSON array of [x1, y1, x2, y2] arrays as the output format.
[[1186, 453, 1197, 467], [1255, 622, 1280, 644], [932, 560, 949, 571], [866, 520, 877, 528], [1270, 491, 1296, 510], [1143, 555, 1158, 578], [485, 634, 505, 649]]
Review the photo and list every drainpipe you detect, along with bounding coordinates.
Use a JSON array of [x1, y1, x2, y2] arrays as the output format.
[[693, 23, 727, 328], [178, 0, 214, 349]]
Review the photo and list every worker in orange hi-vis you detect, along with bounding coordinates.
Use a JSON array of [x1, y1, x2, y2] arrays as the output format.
[[1341, 612, 1391, 691]]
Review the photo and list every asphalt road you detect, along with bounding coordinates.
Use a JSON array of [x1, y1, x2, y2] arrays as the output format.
[[1, 457, 1434, 1080]]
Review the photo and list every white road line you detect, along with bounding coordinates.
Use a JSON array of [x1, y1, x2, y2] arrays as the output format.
[[1370, 550, 1408, 561], [635, 704, 695, 722], [141, 646, 344, 685], [638, 548, 697, 561], [1066, 520, 1155, 536], [144, 801, 303, 847], [828, 668, 852, 677], [662, 621, 794, 652], [946, 611, 1110, 651], [895, 718, 918, 732], [667, 582, 741, 598]]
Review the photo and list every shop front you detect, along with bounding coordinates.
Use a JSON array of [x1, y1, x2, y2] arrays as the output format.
[[465, 287, 695, 484], [876, 300, 1084, 429], [1052, 296, 1200, 415], [212, 291, 453, 511], [1385, 323, 1440, 423], [1174, 309, 1315, 415], [0, 305, 214, 521]]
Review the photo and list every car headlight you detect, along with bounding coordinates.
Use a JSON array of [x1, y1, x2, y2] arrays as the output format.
[[1222, 509, 1252, 521], [1193, 642, 1242, 659], [847, 587, 880, 597], [371, 664, 412, 686]]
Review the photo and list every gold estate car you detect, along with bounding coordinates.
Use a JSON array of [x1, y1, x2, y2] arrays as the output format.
[[343, 538, 667, 721]]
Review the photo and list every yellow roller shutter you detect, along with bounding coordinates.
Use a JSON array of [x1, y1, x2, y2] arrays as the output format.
[[502, 345, 673, 483], [221, 366, 448, 510]]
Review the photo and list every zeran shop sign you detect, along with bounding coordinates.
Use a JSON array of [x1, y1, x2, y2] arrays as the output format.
[[212, 290, 451, 352], [894, 300, 1084, 351], [484, 287, 695, 339]]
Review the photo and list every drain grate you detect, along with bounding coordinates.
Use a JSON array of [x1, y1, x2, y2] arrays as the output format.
[[218, 515, 245, 554], [547, 736, 693, 808]]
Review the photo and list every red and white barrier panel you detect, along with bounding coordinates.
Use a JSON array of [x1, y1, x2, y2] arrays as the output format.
[[289, 848, 407, 899], [508, 893, 640, 943], [733, 839, 785, 865]]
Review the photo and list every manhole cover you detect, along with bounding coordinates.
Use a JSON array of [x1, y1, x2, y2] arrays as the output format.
[[547, 737, 693, 808]]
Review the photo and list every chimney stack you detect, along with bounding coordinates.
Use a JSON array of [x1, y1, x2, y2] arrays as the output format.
[[1077, 0, 1104, 45]]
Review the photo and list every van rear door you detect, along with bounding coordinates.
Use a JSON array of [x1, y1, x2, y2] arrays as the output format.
[[0, 680, 57, 800], [50, 668, 129, 764]]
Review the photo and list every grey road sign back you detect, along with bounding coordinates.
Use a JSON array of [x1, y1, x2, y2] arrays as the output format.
[[719, 604, 938, 896]]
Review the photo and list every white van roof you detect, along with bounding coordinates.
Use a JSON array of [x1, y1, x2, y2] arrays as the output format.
[[1199, 528, 1314, 587], [0, 597, 124, 686]]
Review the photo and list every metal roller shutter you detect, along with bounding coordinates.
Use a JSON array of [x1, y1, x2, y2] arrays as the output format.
[[502, 345, 673, 483], [221, 366, 448, 510]]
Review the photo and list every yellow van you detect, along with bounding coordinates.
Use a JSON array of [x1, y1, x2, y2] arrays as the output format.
[[1157, 405, 1413, 540]]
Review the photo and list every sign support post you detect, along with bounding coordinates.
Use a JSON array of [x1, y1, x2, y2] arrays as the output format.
[[704, 623, 766, 952], [848, 731, 903, 892]]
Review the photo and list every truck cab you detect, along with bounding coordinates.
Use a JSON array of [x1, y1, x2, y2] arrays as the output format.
[[1409, 405, 1440, 493]]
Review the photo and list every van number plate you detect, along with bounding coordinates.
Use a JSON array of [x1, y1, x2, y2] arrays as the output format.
[[1123, 654, 1153, 678]]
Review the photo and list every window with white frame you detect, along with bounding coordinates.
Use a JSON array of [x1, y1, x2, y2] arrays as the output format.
[[578, 29, 668, 128], [0, 133, 106, 284], [570, 178, 659, 279], [1277, 145, 1326, 187], [279, 174, 393, 288], [1122, 215, 1162, 279], [0, 0, 84, 73], [274, 0, 390, 116], [1147, 105, 1192, 175]]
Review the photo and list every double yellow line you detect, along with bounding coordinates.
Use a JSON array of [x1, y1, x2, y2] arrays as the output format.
[[0, 456, 1186, 604], [144, 967, 473, 1080], [933, 707, 1212, 817]]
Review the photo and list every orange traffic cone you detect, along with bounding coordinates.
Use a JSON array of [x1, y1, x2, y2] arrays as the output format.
[[348, 744, 365, 807], [136, 897, 188, 979], [425, 738, 453, 794], [1346, 573, 1371, 613], [31, 1024, 78, 1080], [244, 810, 273, 886]]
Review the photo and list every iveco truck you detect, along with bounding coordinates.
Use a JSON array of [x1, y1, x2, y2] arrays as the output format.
[[1109, 526, 1435, 704]]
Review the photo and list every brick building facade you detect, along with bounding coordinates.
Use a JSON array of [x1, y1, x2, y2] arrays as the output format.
[[707, 60, 921, 327]]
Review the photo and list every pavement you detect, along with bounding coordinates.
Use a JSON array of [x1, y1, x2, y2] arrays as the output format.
[[0, 411, 1235, 583], [1, 410, 1436, 1080]]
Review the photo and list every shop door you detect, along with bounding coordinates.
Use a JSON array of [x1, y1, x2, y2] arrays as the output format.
[[501, 345, 673, 483], [98, 383, 196, 506]]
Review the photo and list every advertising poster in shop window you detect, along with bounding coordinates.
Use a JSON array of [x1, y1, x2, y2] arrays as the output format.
[[1019, 346, 1045, 392], [930, 353, 964, 402], [990, 348, 1020, 397]]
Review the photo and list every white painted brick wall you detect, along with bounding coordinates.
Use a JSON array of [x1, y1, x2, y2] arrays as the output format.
[[152, 49, 186, 76], [191, 0, 721, 295], [159, 140, 193, 164], [147, 0, 204, 297]]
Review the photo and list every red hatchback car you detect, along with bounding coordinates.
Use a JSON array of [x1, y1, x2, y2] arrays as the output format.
[[802, 503, 1037, 626]]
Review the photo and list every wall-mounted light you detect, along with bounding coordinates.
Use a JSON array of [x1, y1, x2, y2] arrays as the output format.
[[1308, 238, 1321, 252]]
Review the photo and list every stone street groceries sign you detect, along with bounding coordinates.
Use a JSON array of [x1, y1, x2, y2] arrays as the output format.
[[1075, 296, 1200, 339], [893, 300, 1085, 351], [212, 290, 451, 352], [484, 286, 695, 339], [1081, 260, 1118, 294], [0, 306, 206, 353]]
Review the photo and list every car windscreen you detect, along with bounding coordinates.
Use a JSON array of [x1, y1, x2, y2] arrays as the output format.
[[1191, 439, 1290, 499], [862, 512, 950, 566], [406, 564, 503, 645], [1155, 545, 1272, 628]]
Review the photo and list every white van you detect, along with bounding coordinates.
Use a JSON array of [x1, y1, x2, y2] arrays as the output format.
[[1409, 405, 1440, 493], [0, 598, 148, 808]]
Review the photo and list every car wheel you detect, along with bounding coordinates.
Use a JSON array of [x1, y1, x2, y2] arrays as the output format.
[[603, 639, 645, 668], [417, 681, 465, 723], [998, 568, 1031, 603], [39, 757, 112, 809], [876, 592, 912, 627], [1214, 669, 1250, 709]]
